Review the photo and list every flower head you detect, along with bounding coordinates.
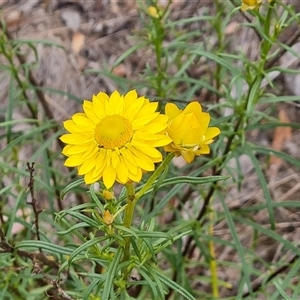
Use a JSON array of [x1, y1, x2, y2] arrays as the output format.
[[241, 0, 262, 11], [147, 6, 159, 18], [60, 90, 171, 188], [164, 102, 220, 163]]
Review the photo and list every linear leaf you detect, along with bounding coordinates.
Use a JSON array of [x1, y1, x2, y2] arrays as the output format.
[[102, 247, 122, 300]]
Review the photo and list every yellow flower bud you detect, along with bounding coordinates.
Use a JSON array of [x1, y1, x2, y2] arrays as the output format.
[[103, 210, 114, 225], [241, 0, 262, 11], [147, 6, 159, 18], [103, 189, 114, 200]]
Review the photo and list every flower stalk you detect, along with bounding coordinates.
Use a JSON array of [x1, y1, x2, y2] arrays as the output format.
[[122, 182, 136, 274], [209, 209, 219, 298], [135, 152, 174, 201], [121, 153, 174, 277]]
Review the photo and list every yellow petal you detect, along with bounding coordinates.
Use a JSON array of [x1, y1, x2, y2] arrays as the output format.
[[72, 113, 95, 127], [139, 116, 168, 133], [109, 91, 124, 114], [78, 157, 96, 175], [198, 112, 210, 130], [124, 90, 138, 107], [132, 112, 159, 128], [111, 151, 120, 169], [135, 102, 158, 118], [95, 91, 110, 103], [91, 95, 107, 119], [183, 102, 202, 115], [128, 167, 142, 182], [60, 133, 93, 145], [124, 97, 146, 120], [122, 154, 138, 175], [130, 142, 162, 160], [127, 146, 155, 171], [120, 148, 138, 167], [84, 171, 100, 184], [63, 120, 91, 133], [64, 155, 83, 167], [116, 156, 129, 184], [93, 149, 107, 177], [199, 143, 210, 154], [170, 113, 187, 131], [181, 150, 196, 164], [164, 143, 177, 153], [165, 103, 181, 120], [203, 127, 220, 141], [62, 144, 90, 156], [82, 101, 101, 123], [81, 144, 98, 161], [103, 165, 116, 189], [183, 127, 204, 145]]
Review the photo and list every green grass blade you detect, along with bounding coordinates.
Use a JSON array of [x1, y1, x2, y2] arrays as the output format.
[[244, 147, 275, 229]]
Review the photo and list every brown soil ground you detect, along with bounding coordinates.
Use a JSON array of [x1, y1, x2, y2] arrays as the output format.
[[1, 1, 300, 299]]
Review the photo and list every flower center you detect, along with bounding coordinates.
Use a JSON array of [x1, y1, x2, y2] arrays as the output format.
[[94, 115, 133, 149]]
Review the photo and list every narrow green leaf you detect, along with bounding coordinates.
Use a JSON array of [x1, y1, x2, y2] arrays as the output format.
[[112, 42, 146, 68], [146, 265, 167, 299], [83, 277, 106, 300], [190, 48, 240, 76], [102, 247, 122, 300], [68, 236, 110, 265], [57, 222, 91, 235], [153, 268, 196, 300], [89, 184, 104, 211], [251, 145, 300, 169], [0, 119, 39, 128], [2, 121, 57, 156], [113, 225, 139, 239], [219, 196, 253, 295], [5, 190, 25, 240], [61, 179, 85, 198], [58, 210, 99, 228], [245, 148, 275, 229], [273, 281, 294, 300], [138, 267, 159, 299], [234, 215, 300, 256], [30, 130, 62, 161], [160, 175, 228, 187], [15, 240, 73, 255]]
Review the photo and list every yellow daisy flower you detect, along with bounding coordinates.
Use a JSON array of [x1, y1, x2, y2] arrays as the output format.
[[164, 102, 220, 164], [241, 0, 262, 11], [60, 90, 172, 188]]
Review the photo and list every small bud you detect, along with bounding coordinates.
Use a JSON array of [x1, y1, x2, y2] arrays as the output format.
[[103, 189, 114, 200], [241, 0, 262, 11], [147, 6, 159, 18], [103, 210, 114, 225]]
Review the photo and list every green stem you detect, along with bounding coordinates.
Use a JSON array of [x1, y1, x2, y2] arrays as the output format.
[[150, 0, 171, 108], [208, 209, 219, 298], [260, 1, 275, 62], [135, 152, 174, 202], [122, 182, 136, 265], [121, 153, 174, 278], [123, 153, 175, 234]]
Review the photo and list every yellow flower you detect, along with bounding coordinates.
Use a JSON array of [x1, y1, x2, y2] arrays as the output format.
[[147, 6, 159, 18], [60, 90, 171, 188], [164, 102, 220, 163], [241, 0, 262, 11]]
